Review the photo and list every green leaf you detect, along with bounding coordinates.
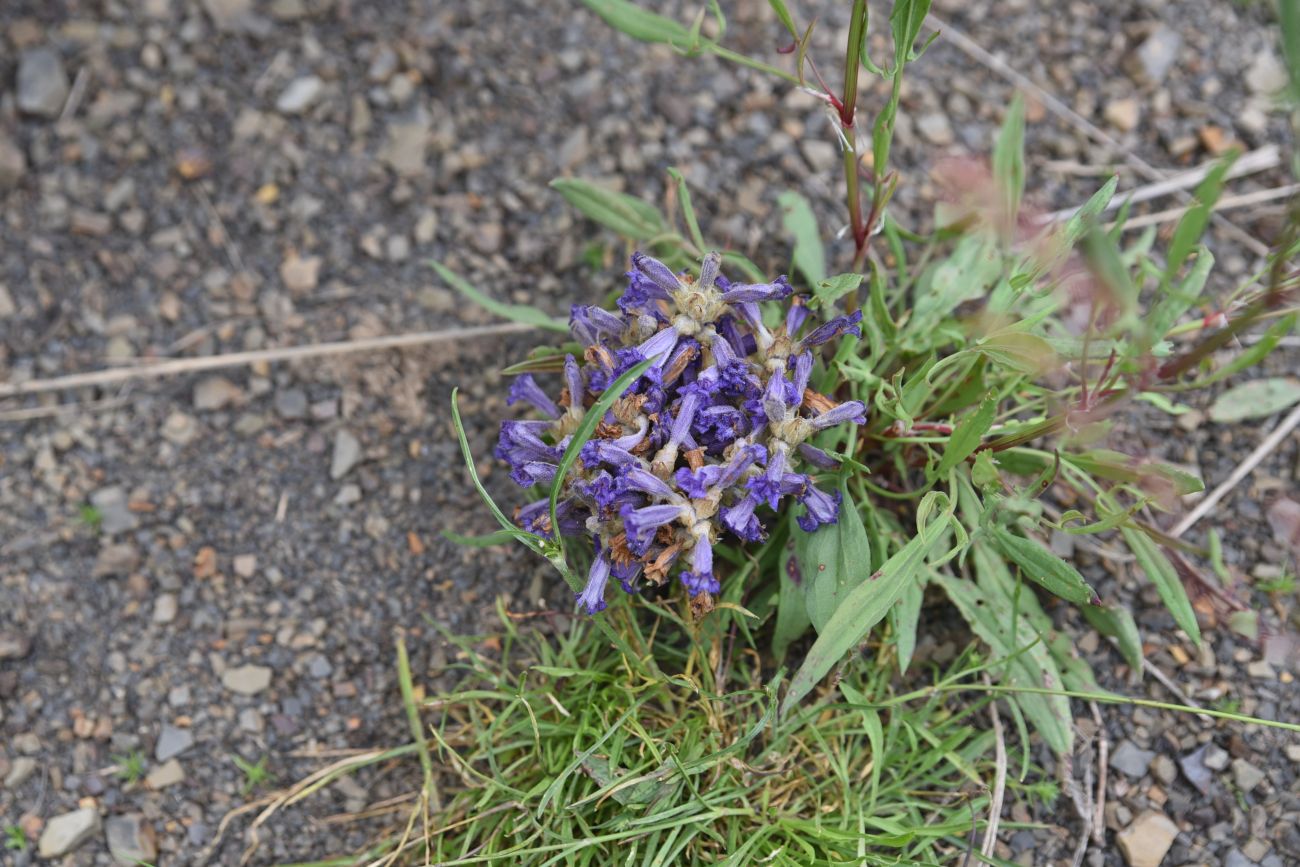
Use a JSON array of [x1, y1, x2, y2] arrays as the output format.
[[1194, 312, 1298, 388], [666, 167, 706, 252], [547, 358, 657, 562], [888, 572, 924, 673], [933, 565, 1073, 754], [782, 508, 945, 714], [429, 261, 567, 332], [776, 190, 826, 286], [1166, 153, 1237, 281], [441, 528, 527, 548], [936, 395, 997, 478], [1120, 526, 1200, 645], [1148, 246, 1213, 343], [1282, 0, 1300, 99], [814, 273, 863, 307], [798, 484, 872, 632], [976, 330, 1056, 374], [449, 389, 546, 556], [773, 514, 812, 660], [1062, 176, 1119, 245], [993, 94, 1026, 229], [766, 0, 798, 38], [889, 0, 933, 67], [1207, 377, 1300, 423], [990, 527, 1096, 606], [1080, 226, 1137, 316], [550, 178, 667, 240], [1081, 602, 1143, 673], [581, 0, 690, 44]]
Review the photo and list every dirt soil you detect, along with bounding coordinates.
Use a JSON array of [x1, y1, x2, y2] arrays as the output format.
[[0, 0, 1297, 865]]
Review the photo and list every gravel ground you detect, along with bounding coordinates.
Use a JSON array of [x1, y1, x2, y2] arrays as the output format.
[[1, 0, 1297, 864]]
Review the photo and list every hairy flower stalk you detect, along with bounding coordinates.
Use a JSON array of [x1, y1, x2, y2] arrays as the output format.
[[496, 252, 866, 614]]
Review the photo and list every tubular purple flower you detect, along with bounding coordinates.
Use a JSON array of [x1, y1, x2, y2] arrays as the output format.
[[721, 495, 765, 542], [716, 442, 766, 489], [507, 374, 560, 418], [763, 370, 793, 424], [577, 550, 612, 614], [511, 461, 558, 488], [611, 417, 648, 451], [809, 400, 868, 430], [798, 443, 841, 470], [697, 251, 722, 289], [636, 325, 679, 369], [674, 465, 723, 499], [722, 275, 792, 304], [796, 483, 842, 532], [620, 466, 680, 501], [668, 389, 702, 449], [791, 352, 814, 400], [631, 252, 681, 294], [563, 355, 585, 410], [798, 309, 862, 351], [732, 301, 773, 349], [680, 533, 719, 596], [570, 304, 625, 346], [785, 300, 811, 336], [580, 440, 638, 468], [622, 503, 686, 555], [612, 559, 643, 594]]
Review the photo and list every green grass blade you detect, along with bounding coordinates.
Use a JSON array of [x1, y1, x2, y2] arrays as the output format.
[[430, 260, 568, 332], [1120, 525, 1201, 645]]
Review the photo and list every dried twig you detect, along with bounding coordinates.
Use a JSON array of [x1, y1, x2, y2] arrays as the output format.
[[925, 14, 1270, 258], [0, 322, 539, 400], [0, 397, 128, 423], [1110, 183, 1300, 233], [980, 683, 1007, 859], [1088, 702, 1107, 847], [1041, 145, 1282, 223], [1169, 402, 1300, 539], [58, 66, 90, 123]]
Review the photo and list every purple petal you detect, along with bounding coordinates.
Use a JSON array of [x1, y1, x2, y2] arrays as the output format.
[[563, 355, 585, 409], [797, 483, 842, 532], [674, 465, 723, 499], [791, 352, 813, 400], [785, 300, 811, 336], [809, 400, 867, 431], [799, 310, 863, 350], [797, 443, 841, 470], [570, 304, 625, 345], [721, 496, 766, 543], [631, 252, 681, 294], [511, 461, 558, 488], [580, 440, 638, 468], [507, 374, 560, 418], [716, 443, 766, 489], [622, 504, 685, 555], [620, 466, 679, 501], [722, 276, 792, 304], [636, 326, 679, 368], [577, 552, 612, 614], [697, 251, 722, 289], [680, 534, 720, 596]]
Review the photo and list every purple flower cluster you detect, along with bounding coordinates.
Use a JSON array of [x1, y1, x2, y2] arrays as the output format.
[[497, 251, 866, 614]]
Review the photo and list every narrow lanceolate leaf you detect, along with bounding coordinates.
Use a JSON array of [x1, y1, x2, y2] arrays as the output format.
[[442, 528, 528, 548], [1081, 603, 1143, 673], [1195, 312, 1298, 388], [550, 178, 667, 241], [666, 167, 706, 252], [797, 485, 872, 633], [766, 0, 798, 37], [990, 527, 1096, 606], [1120, 526, 1200, 645], [776, 190, 826, 287], [782, 520, 941, 715], [976, 330, 1056, 374], [773, 513, 812, 661], [581, 0, 690, 44], [1080, 225, 1137, 316], [1062, 175, 1119, 245], [888, 572, 924, 673], [993, 94, 1026, 230], [814, 273, 863, 308], [1207, 377, 1300, 423], [548, 358, 657, 558], [890, 0, 933, 66], [430, 261, 567, 332], [1148, 246, 1213, 344], [936, 395, 998, 478], [1165, 152, 1237, 281], [934, 570, 1073, 754]]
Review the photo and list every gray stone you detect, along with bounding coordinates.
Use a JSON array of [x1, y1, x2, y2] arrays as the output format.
[[38, 808, 100, 858], [1116, 810, 1179, 867], [275, 388, 308, 419], [152, 592, 179, 624], [1223, 850, 1256, 867], [3, 757, 36, 788], [145, 758, 184, 789], [1110, 740, 1156, 778], [1150, 753, 1178, 786], [335, 483, 362, 505], [105, 813, 157, 866], [276, 75, 324, 114], [917, 112, 954, 146], [1202, 744, 1230, 770], [330, 430, 361, 479], [161, 410, 199, 446], [1133, 26, 1181, 83], [155, 723, 193, 761], [0, 284, 13, 319], [1231, 758, 1266, 792], [0, 631, 31, 660], [1246, 52, 1290, 96], [379, 110, 430, 176], [91, 486, 138, 535], [94, 542, 140, 577], [17, 47, 69, 118], [799, 138, 839, 172], [223, 663, 272, 695], [368, 45, 399, 83], [194, 376, 243, 410], [0, 134, 26, 188], [308, 654, 332, 678]]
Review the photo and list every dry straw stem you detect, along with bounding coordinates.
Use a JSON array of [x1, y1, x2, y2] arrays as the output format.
[[0, 322, 538, 401], [926, 13, 1270, 258], [1109, 183, 1300, 233]]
